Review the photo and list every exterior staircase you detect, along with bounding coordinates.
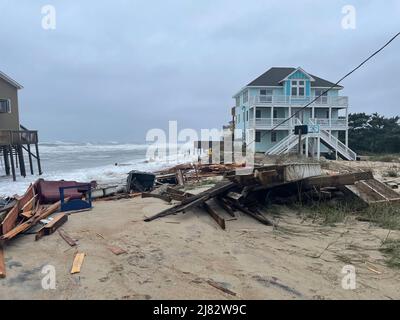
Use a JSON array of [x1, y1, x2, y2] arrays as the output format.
[[265, 120, 357, 161]]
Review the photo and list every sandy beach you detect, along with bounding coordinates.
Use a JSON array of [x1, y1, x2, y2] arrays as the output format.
[[1, 177, 399, 300]]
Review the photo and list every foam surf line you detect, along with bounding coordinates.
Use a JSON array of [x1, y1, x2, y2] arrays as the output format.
[[0, 143, 196, 197]]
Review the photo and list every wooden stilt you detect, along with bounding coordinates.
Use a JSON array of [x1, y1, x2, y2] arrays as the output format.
[[9, 146, 16, 181], [3, 146, 10, 176], [15, 146, 18, 169], [17, 145, 26, 177], [35, 143, 42, 175], [27, 144, 34, 175]]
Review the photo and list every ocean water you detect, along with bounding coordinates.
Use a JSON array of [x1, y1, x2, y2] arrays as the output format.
[[0, 142, 198, 196]]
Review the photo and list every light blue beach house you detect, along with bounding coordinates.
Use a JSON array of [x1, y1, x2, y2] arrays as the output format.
[[232, 67, 356, 160]]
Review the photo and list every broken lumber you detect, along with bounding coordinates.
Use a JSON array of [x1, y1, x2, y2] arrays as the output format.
[[71, 252, 85, 274], [108, 245, 127, 255], [35, 213, 68, 241], [1, 200, 62, 241], [206, 279, 237, 296], [144, 181, 236, 222], [141, 193, 171, 203], [203, 201, 226, 230], [58, 228, 77, 246]]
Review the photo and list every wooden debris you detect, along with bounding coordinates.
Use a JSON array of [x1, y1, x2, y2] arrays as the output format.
[[203, 201, 226, 230], [144, 181, 236, 222], [108, 245, 127, 255], [0, 245, 5, 279], [58, 228, 77, 246], [71, 252, 85, 274], [141, 193, 171, 203], [206, 279, 237, 296], [35, 213, 68, 241]]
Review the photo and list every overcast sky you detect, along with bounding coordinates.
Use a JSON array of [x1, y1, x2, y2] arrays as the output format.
[[0, 0, 399, 142]]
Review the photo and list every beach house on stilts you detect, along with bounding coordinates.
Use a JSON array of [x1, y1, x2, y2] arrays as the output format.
[[232, 67, 356, 160], [0, 70, 42, 181]]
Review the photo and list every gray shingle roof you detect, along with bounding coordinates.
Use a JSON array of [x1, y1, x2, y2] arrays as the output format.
[[246, 67, 342, 88]]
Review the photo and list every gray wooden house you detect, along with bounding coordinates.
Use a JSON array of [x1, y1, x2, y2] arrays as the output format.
[[0, 70, 41, 181]]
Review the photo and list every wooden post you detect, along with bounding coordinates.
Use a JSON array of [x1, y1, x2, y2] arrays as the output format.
[[27, 144, 34, 175], [35, 143, 42, 175], [298, 129, 303, 155], [9, 146, 16, 181], [17, 145, 26, 177], [3, 147, 10, 176]]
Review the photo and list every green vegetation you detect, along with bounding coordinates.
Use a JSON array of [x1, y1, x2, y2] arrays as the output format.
[[293, 200, 400, 230], [348, 113, 400, 155], [383, 167, 399, 178], [380, 239, 400, 269]]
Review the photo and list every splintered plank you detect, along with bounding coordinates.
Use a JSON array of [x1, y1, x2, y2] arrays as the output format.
[[58, 228, 77, 246], [0, 245, 5, 279], [35, 213, 68, 241], [203, 201, 226, 230], [206, 279, 237, 296], [1, 204, 20, 235], [71, 253, 85, 274], [144, 181, 236, 222], [108, 245, 127, 255], [21, 194, 37, 214]]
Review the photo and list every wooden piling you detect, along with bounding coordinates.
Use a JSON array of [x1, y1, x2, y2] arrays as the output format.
[[2, 147, 10, 176], [17, 145, 26, 177], [27, 144, 34, 175], [9, 146, 16, 181], [35, 143, 42, 175]]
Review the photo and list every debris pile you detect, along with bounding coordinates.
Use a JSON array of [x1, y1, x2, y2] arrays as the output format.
[[0, 179, 95, 278], [144, 163, 399, 229]]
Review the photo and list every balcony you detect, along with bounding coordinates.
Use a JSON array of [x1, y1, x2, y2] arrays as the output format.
[[249, 118, 347, 130], [249, 95, 348, 107], [0, 130, 38, 146]]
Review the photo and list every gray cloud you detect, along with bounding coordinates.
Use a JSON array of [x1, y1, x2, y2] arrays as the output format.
[[0, 0, 399, 142]]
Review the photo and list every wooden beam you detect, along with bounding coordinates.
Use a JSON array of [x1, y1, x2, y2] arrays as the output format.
[[70, 252, 85, 274], [304, 171, 373, 188], [141, 193, 171, 203], [203, 201, 226, 230], [35, 213, 68, 241], [58, 228, 77, 246], [144, 181, 236, 222]]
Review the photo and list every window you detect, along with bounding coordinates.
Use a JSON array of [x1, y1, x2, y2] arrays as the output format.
[[238, 114, 240, 123], [256, 110, 261, 119], [273, 109, 278, 118], [255, 131, 261, 143], [291, 80, 305, 97], [243, 90, 248, 103], [246, 111, 249, 121], [0, 99, 11, 113], [260, 89, 273, 102], [315, 89, 328, 104], [235, 96, 240, 107], [271, 131, 277, 142]]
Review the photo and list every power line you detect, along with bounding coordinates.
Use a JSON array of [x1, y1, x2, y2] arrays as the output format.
[[245, 31, 400, 148]]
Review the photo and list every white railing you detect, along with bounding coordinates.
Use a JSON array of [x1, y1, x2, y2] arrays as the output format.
[[250, 117, 346, 129], [320, 129, 357, 161], [310, 118, 347, 128], [249, 95, 348, 107]]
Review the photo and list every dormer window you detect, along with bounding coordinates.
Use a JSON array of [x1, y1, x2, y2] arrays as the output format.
[[291, 80, 305, 97]]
